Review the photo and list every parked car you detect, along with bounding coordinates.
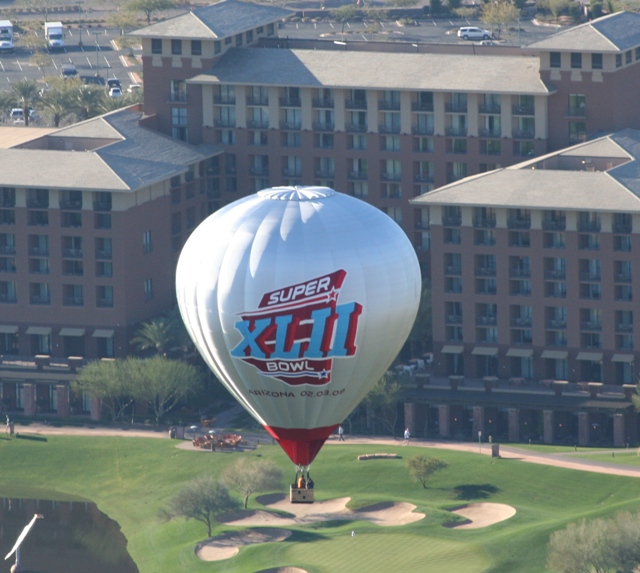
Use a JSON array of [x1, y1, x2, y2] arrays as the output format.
[[107, 78, 121, 89], [127, 83, 142, 93], [457, 26, 493, 40], [81, 74, 106, 86], [61, 63, 77, 78], [108, 86, 122, 98]]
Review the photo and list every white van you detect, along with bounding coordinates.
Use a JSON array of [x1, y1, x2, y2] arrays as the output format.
[[457, 26, 493, 40]]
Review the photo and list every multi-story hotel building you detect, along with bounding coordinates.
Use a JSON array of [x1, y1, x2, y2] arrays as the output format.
[[409, 129, 640, 446], [134, 2, 640, 262], [0, 108, 221, 414]]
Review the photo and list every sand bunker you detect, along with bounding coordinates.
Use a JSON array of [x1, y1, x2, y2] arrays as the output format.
[[255, 569, 308, 573], [445, 503, 516, 529], [220, 495, 424, 529], [196, 528, 291, 561]]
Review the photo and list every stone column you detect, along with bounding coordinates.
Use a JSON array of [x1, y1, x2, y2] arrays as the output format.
[[438, 404, 450, 438], [578, 411, 590, 447], [90, 395, 101, 421], [472, 406, 485, 439], [23, 383, 36, 417], [56, 384, 70, 418], [613, 413, 626, 448], [404, 403, 416, 436], [508, 408, 520, 442], [543, 410, 555, 444]]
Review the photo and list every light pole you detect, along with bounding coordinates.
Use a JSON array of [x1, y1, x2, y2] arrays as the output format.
[[92, 31, 101, 77], [478, 430, 482, 454]]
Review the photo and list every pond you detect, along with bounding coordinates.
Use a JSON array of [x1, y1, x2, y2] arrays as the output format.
[[0, 497, 138, 573]]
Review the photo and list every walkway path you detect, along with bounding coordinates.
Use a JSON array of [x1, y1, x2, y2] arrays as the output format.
[[12, 418, 640, 479]]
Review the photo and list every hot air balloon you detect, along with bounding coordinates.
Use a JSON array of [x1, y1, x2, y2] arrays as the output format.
[[176, 186, 421, 497]]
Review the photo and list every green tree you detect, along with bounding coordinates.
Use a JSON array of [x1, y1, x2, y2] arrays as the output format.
[[406, 455, 447, 488], [66, 80, 106, 120], [221, 459, 284, 509], [30, 51, 53, 79], [125, 356, 203, 423], [10, 79, 40, 126], [429, 0, 443, 14], [107, 9, 140, 35], [363, 372, 407, 436], [38, 80, 72, 126], [123, 0, 177, 25], [72, 359, 135, 421], [447, 0, 462, 11], [481, 0, 518, 38], [388, 0, 420, 7], [130, 313, 183, 357], [162, 477, 239, 537]]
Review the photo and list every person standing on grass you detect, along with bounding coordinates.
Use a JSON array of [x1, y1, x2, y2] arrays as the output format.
[[338, 425, 345, 441], [404, 428, 410, 445]]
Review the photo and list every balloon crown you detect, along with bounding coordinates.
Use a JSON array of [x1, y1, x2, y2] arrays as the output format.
[[258, 186, 335, 202]]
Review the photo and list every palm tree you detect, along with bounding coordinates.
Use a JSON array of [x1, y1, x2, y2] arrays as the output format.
[[10, 79, 40, 126], [67, 81, 105, 121], [38, 83, 71, 127], [130, 316, 176, 357]]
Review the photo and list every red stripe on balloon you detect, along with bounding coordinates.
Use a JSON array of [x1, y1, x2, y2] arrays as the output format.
[[263, 424, 339, 466]]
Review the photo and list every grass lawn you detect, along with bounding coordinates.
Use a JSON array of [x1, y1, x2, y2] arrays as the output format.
[[1, 434, 640, 573]]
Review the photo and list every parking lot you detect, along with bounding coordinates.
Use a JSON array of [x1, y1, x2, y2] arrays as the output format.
[[0, 27, 142, 91]]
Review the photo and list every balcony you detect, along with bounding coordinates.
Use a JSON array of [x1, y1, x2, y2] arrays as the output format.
[[213, 118, 236, 128], [250, 167, 269, 177], [512, 129, 535, 140], [345, 99, 367, 110], [0, 198, 15, 208], [542, 219, 566, 231], [473, 216, 496, 228], [616, 323, 634, 332], [546, 319, 567, 329], [169, 92, 187, 103], [479, 127, 501, 138], [315, 169, 335, 178], [445, 102, 467, 113], [379, 124, 401, 134], [446, 126, 468, 137], [479, 103, 501, 114], [510, 268, 531, 278], [279, 97, 301, 107], [378, 100, 400, 110], [29, 295, 50, 305], [95, 249, 112, 260], [414, 173, 434, 183], [511, 317, 532, 327], [412, 102, 434, 112], [246, 95, 268, 106], [411, 124, 434, 135], [312, 97, 334, 108], [476, 316, 497, 326], [476, 266, 496, 277], [545, 269, 566, 279], [93, 200, 112, 212], [508, 217, 531, 230], [312, 121, 334, 132], [279, 120, 301, 130], [348, 170, 368, 180], [443, 215, 461, 227], [26, 199, 49, 209], [0, 293, 17, 303], [616, 272, 632, 283], [59, 200, 82, 210], [282, 169, 301, 178], [62, 248, 83, 258], [214, 95, 235, 104], [63, 296, 84, 306], [247, 119, 269, 129], [579, 271, 601, 282], [381, 171, 401, 182], [614, 222, 632, 233], [446, 314, 463, 324], [512, 104, 534, 116], [446, 266, 462, 275], [0, 245, 16, 255], [346, 123, 367, 133], [566, 105, 586, 118], [580, 321, 602, 331], [578, 220, 601, 232]]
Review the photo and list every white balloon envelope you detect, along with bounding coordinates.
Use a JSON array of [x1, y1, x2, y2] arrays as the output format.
[[176, 187, 421, 466]]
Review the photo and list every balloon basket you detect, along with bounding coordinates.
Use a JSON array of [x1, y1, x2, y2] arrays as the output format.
[[290, 485, 315, 504]]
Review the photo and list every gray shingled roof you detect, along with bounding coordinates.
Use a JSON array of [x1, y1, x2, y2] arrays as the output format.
[[526, 11, 640, 52], [413, 129, 640, 212], [189, 48, 551, 94], [0, 109, 220, 191], [132, 0, 292, 40], [412, 168, 640, 212]]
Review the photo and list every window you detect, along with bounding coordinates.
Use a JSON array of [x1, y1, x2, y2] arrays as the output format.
[[191, 40, 201, 55], [95, 237, 112, 259], [235, 33, 243, 46], [444, 228, 461, 245], [592, 53, 603, 69], [349, 135, 367, 150], [0, 187, 15, 207], [94, 213, 111, 229], [171, 107, 187, 141], [144, 279, 153, 301], [382, 136, 401, 151], [29, 281, 50, 303], [568, 121, 586, 143], [63, 284, 84, 306], [415, 137, 433, 152], [170, 80, 186, 102], [171, 39, 182, 55], [625, 50, 632, 64], [568, 94, 586, 117], [283, 132, 301, 148], [214, 40, 221, 54], [97, 286, 114, 307], [550, 52, 561, 68], [96, 261, 112, 277], [246, 30, 253, 43], [143, 230, 152, 252], [151, 38, 162, 54], [570, 52, 582, 69], [349, 181, 368, 197], [616, 54, 622, 68]]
